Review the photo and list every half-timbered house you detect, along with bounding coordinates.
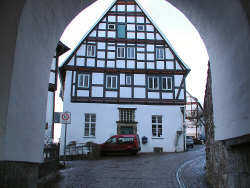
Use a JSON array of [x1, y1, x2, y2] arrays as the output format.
[[185, 91, 204, 138], [45, 41, 69, 144], [59, 0, 190, 153]]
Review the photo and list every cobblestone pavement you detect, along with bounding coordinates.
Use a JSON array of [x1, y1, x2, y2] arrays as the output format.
[[177, 155, 213, 188], [53, 145, 209, 188]]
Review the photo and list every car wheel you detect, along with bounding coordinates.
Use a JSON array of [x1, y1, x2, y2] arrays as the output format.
[[127, 150, 133, 156]]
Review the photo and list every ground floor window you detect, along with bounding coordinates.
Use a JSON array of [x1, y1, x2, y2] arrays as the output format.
[[84, 114, 96, 137], [119, 108, 136, 122], [152, 115, 162, 137]]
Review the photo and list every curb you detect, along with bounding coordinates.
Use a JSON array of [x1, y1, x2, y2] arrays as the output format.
[[176, 155, 203, 188]]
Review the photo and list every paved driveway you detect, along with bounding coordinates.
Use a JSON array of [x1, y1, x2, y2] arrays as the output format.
[[53, 145, 209, 188]]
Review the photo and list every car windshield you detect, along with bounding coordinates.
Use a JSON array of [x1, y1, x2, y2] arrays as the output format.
[[186, 136, 192, 139]]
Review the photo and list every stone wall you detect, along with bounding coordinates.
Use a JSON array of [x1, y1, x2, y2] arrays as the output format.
[[204, 62, 250, 187], [0, 161, 38, 188]]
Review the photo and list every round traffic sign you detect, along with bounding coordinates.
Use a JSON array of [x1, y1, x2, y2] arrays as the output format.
[[62, 113, 69, 121]]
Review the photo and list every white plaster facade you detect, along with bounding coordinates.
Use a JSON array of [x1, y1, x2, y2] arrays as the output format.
[[60, 68, 185, 154]]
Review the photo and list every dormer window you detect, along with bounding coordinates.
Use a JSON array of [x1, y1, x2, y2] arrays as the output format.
[[108, 24, 115, 30]]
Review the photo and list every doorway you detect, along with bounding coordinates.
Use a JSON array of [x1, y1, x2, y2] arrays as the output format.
[[121, 127, 134, 134]]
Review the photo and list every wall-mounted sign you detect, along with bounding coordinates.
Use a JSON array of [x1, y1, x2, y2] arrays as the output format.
[[54, 112, 71, 124]]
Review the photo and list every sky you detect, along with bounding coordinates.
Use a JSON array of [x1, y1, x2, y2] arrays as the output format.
[[54, 0, 209, 140]]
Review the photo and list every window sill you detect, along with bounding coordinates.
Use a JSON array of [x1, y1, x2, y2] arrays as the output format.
[[151, 137, 164, 139], [83, 136, 96, 138]]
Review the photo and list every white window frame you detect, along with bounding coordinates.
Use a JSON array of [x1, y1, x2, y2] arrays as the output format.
[[106, 75, 117, 89], [87, 45, 96, 57], [137, 25, 144, 31], [162, 77, 172, 90], [156, 48, 164, 59], [78, 74, 89, 88], [84, 114, 96, 137], [119, 108, 135, 123], [152, 115, 162, 138], [126, 76, 132, 85], [127, 47, 135, 59], [148, 76, 159, 90], [108, 24, 115, 30], [117, 47, 125, 58]]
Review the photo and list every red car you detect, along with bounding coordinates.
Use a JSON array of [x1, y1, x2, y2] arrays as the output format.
[[100, 134, 141, 156]]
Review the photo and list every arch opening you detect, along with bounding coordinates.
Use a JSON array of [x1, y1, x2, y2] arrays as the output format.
[[0, 0, 250, 187]]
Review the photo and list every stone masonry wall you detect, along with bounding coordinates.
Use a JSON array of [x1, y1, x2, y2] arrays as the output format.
[[0, 161, 39, 188], [204, 62, 250, 187]]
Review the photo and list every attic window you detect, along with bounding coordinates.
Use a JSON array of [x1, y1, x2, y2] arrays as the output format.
[[87, 45, 96, 57], [108, 24, 115, 30], [117, 47, 125, 58], [156, 48, 164, 59], [127, 47, 135, 59], [137, 25, 144, 31]]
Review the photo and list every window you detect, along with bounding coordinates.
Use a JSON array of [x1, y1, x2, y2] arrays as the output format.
[[78, 74, 89, 88], [84, 114, 96, 137], [108, 24, 115, 30], [106, 75, 117, 89], [106, 137, 116, 144], [152, 115, 162, 137], [119, 108, 136, 122], [137, 25, 144, 31], [87, 45, 96, 57], [148, 76, 159, 90], [117, 47, 125, 58], [162, 77, 172, 90], [156, 48, 164, 59], [127, 47, 135, 59], [118, 137, 134, 144], [126, 76, 132, 85]]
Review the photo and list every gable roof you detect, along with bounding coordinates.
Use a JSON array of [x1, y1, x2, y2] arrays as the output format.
[[60, 0, 190, 73], [135, 0, 190, 71]]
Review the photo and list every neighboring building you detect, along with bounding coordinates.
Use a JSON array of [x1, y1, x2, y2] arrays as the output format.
[[59, 0, 190, 154], [185, 91, 204, 138], [44, 41, 70, 144]]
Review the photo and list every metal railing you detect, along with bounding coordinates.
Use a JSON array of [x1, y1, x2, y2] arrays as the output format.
[[38, 143, 60, 180]]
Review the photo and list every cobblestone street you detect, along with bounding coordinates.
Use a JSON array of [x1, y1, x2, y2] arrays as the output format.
[[53, 145, 210, 188]]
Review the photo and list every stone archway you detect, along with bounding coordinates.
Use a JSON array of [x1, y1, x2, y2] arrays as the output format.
[[0, 0, 249, 186]]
